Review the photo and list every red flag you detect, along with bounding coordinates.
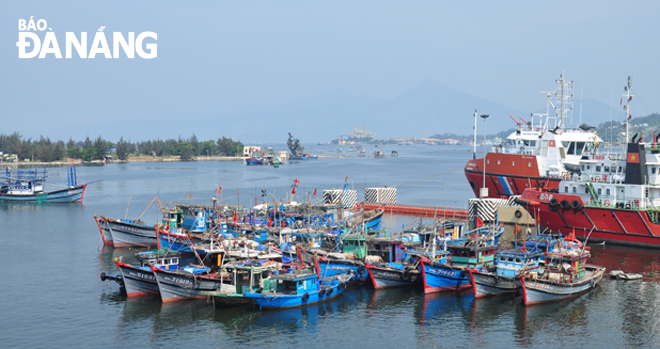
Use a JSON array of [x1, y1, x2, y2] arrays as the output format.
[[476, 216, 483, 228], [313, 188, 317, 196], [233, 211, 238, 222], [345, 176, 348, 182], [218, 186, 222, 195], [292, 187, 296, 194], [514, 223, 521, 235], [237, 188, 239, 196]]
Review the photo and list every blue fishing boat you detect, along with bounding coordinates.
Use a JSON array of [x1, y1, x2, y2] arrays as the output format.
[[112, 250, 181, 298], [299, 247, 369, 284], [0, 166, 87, 203], [420, 235, 500, 294], [468, 246, 544, 298], [519, 234, 606, 305], [203, 261, 282, 308], [244, 270, 353, 309]]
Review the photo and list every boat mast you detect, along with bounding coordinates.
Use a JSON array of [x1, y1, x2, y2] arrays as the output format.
[[473, 110, 478, 160], [623, 76, 633, 143]]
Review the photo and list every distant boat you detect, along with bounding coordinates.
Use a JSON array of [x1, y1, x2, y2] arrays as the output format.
[[0, 166, 88, 203], [373, 151, 386, 158]]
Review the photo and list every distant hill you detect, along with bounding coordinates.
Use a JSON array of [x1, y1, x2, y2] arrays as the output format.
[[47, 79, 629, 143]]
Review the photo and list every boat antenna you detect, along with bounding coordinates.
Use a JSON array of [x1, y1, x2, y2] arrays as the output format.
[[124, 193, 132, 221], [579, 76, 583, 126], [623, 76, 634, 144], [473, 110, 478, 160]]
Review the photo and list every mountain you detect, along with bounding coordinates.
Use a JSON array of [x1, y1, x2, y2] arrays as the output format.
[[46, 80, 623, 143]]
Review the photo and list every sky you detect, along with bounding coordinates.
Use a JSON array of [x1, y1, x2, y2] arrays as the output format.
[[2, 1, 660, 142]]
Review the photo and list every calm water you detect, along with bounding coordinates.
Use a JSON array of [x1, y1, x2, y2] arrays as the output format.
[[2, 145, 659, 348]]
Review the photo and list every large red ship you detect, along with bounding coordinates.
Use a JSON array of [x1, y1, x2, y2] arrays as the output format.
[[465, 75, 603, 199]]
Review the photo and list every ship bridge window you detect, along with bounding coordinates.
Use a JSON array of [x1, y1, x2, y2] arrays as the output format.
[[573, 187, 577, 193], [565, 186, 569, 193], [576, 142, 586, 155], [507, 257, 513, 262], [566, 142, 576, 155], [653, 167, 657, 174], [596, 166, 601, 172], [605, 166, 610, 172], [587, 165, 591, 170], [619, 166, 624, 172], [581, 165, 585, 171], [585, 187, 589, 194], [515, 258, 521, 263], [607, 189, 611, 195], [597, 189, 602, 195]]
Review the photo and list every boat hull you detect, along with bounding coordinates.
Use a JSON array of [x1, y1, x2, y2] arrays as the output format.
[[420, 261, 469, 293], [0, 184, 86, 203], [246, 283, 347, 309], [116, 263, 159, 297], [519, 190, 660, 248], [366, 265, 421, 289], [104, 219, 156, 248], [468, 270, 519, 298], [152, 268, 223, 303], [464, 154, 560, 198], [520, 266, 606, 305]]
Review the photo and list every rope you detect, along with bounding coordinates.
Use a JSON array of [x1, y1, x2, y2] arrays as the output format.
[[391, 165, 463, 188]]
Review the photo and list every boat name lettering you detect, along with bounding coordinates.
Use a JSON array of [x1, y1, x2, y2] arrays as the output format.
[[428, 267, 458, 277], [163, 275, 193, 286], [539, 193, 553, 201], [374, 271, 400, 279], [528, 282, 552, 290], [127, 271, 155, 281], [326, 266, 351, 271]]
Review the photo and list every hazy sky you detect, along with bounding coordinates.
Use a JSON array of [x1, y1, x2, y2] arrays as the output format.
[[2, 1, 659, 140]]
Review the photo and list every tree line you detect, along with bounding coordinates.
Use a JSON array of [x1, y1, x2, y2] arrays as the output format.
[[0, 133, 244, 162]]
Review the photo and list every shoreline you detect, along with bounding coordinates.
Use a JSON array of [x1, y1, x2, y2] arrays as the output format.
[[4, 155, 342, 167]]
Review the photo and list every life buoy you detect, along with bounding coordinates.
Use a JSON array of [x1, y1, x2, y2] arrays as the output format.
[[302, 292, 310, 302], [604, 199, 611, 207], [595, 176, 601, 182], [318, 289, 326, 298], [563, 173, 570, 180]]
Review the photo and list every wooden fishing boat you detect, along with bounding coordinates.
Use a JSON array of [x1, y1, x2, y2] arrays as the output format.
[[203, 261, 281, 308], [519, 234, 606, 305], [366, 262, 422, 289], [0, 166, 88, 203], [244, 271, 352, 309], [113, 250, 181, 298], [94, 215, 157, 248], [468, 246, 544, 298], [151, 265, 230, 303]]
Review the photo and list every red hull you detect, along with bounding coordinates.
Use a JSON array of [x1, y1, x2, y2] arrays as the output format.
[[465, 154, 560, 198], [520, 189, 660, 248]]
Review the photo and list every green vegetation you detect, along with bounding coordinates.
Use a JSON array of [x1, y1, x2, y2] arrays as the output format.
[[0, 132, 244, 162]]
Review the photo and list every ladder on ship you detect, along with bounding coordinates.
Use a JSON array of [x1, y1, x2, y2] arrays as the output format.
[[585, 182, 599, 205]]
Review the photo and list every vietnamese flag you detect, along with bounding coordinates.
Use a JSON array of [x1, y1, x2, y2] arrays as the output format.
[[628, 153, 640, 163], [476, 216, 483, 228], [548, 140, 556, 147]]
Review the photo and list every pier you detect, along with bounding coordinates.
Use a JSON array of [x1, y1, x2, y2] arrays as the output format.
[[363, 203, 469, 220]]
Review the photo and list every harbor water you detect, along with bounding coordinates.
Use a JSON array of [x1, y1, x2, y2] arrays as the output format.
[[2, 145, 659, 348]]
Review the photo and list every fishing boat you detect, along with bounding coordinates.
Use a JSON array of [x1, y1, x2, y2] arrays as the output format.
[[94, 215, 157, 247], [419, 234, 500, 293], [366, 254, 423, 289], [244, 270, 353, 309], [299, 247, 369, 284], [464, 74, 603, 199], [204, 261, 282, 308], [468, 246, 544, 298], [112, 250, 181, 298], [0, 166, 88, 203], [151, 265, 229, 302], [519, 234, 606, 305]]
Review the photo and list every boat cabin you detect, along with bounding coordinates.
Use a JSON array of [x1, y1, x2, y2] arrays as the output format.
[[269, 272, 320, 295], [135, 250, 180, 270], [222, 263, 278, 294], [447, 243, 498, 269], [495, 248, 543, 278], [544, 237, 589, 282], [343, 235, 407, 263], [178, 204, 208, 233]]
